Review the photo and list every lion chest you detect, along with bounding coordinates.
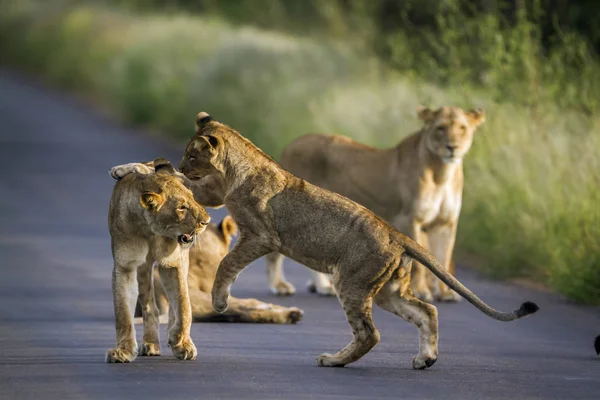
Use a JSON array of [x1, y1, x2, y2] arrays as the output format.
[[413, 184, 461, 227]]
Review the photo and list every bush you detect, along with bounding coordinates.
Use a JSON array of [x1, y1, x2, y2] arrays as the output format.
[[1, 0, 598, 303]]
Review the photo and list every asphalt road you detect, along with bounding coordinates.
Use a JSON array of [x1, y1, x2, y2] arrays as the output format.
[[0, 69, 598, 400]]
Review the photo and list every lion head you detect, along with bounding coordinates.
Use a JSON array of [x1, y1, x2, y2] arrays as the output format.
[[178, 112, 245, 206], [138, 158, 211, 246], [417, 106, 485, 164]]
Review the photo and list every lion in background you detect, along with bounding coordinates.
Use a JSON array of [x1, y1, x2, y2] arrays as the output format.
[[266, 106, 485, 303], [110, 164, 303, 325]]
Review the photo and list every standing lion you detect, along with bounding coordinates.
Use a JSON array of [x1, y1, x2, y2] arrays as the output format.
[[266, 106, 485, 303], [110, 165, 304, 325]]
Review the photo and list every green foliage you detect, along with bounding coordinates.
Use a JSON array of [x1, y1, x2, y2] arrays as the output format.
[[0, 0, 598, 304]]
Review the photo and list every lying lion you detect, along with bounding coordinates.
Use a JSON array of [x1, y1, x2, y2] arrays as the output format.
[[176, 111, 536, 369], [106, 158, 210, 363], [267, 106, 485, 303], [111, 166, 304, 325]]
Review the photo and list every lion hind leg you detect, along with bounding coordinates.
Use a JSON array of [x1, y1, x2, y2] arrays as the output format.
[[375, 278, 439, 370], [317, 288, 379, 367]]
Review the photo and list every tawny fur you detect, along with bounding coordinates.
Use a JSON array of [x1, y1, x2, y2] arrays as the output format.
[[171, 112, 537, 369], [267, 106, 484, 302], [110, 166, 304, 325], [133, 217, 303, 324], [106, 159, 210, 363]]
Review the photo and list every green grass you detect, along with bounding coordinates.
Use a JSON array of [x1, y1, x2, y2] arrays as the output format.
[[1, 0, 598, 304]]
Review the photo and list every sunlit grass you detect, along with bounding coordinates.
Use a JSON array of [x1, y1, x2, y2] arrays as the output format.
[[1, 0, 598, 303]]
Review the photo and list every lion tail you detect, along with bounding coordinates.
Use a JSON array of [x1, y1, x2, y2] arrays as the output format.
[[404, 241, 539, 322]]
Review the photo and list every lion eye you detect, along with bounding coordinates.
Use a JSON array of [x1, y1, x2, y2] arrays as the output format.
[[177, 205, 188, 212], [188, 156, 196, 162]]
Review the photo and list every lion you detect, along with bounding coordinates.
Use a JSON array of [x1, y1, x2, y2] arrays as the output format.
[[106, 158, 210, 363], [111, 167, 304, 325], [176, 111, 537, 369], [266, 106, 485, 302]]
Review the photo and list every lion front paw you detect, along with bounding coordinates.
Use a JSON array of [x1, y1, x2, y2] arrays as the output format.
[[106, 347, 137, 363], [169, 337, 197, 361], [212, 289, 230, 313], [109, 163, 152, 180], [138, 342, 161, 356], [285, 307, 304, 324], [316, 353, 346, 368], [412, 355, 437, 370], [270, 280, 296, 296]]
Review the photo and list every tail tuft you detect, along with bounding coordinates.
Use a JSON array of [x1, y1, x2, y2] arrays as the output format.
[[516, 301, 539, 318], [594, 335, 599, 356]]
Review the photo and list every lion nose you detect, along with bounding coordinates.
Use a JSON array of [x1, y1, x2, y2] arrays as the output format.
[[446, 145, 457, 154]]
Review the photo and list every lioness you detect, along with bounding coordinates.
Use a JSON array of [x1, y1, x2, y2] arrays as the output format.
[[110, 166, 304, 325], [178, 112, 537, 369], [267, 106, 485, 302], [107, 158, 210, 363]]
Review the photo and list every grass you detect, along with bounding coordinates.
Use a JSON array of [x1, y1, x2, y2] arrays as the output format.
[[1, 0, 598, 304]]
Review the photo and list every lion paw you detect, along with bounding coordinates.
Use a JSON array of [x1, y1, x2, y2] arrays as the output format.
[[316, 353, 346, 368], [316, 285, 336, 296], [412, 355, 437, 370], [212, 288, 230, 313], [109, 163, 151, 180], [435, 290, 462, 303], [106, 347, 137, 363], [307, 280, 336, 296], [270, 280, 296, 296], [138, 342, 161, 356], [212, 296, 229, 313], [169, 337, 197, 361], [285, 307, 304, 324]]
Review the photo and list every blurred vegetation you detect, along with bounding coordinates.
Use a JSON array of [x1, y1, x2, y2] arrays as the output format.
[[0, 0, 598, 304]]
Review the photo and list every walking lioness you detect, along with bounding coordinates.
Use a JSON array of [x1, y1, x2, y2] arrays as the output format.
[[107, 158, 210, 363], [177, 112, 537, 369], [267, 106, 485, 302]]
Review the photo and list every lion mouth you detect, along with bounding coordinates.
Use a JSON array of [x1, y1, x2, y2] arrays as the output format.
[[178, 233, 195, 245], [441, 156, 460, 164]]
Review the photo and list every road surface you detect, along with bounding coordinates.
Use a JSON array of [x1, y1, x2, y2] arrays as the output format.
[[0, 70, 598, 400]]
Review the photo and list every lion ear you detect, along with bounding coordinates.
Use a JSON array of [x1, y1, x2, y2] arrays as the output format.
[[195, 111, 213, 133], [417, 105, 436, 122], [153, 158, 176, 175], [193, 134, 221, 153], [466, 108, 486, 128], [140, 191, 165, 211], [218, 216, 238, 242]]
